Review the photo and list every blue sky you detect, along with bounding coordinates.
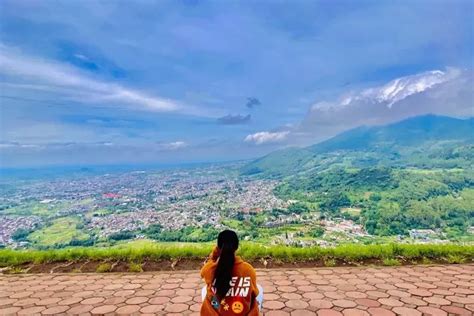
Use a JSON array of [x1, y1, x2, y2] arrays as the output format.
[[0, 0, 473, 167]]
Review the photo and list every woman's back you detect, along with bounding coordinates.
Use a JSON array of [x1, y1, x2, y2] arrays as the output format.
[[200, 230, 259, 316]]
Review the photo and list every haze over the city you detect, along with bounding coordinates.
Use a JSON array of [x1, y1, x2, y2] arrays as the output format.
[[0, 0, 473, 167]]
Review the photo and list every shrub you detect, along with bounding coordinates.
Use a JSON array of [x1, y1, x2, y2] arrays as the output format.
[[446, 254, 466, 264], [8, 267, 25, 274], [382, 258, 401, 266], [11, 228, 31, 242], [420, 257, 433, 265], [128, 262, 143, 272], [95, 263, 112, 273], [108, 231, 135, 241]]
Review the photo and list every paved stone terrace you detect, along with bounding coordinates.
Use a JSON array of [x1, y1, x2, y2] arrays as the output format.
[[0, 264, 473, 315]]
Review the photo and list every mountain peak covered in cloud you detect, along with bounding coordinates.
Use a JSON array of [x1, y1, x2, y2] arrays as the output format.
[[359, 69, 457, 108], [318, 69, 462, 111], [284, 68, 473, 147]]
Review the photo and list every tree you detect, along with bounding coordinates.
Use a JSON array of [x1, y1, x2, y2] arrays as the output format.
[[320, 192, 350, 213], [108, 231, 135, 241], [288, 202, 309, 214], [11, 228, 30, 242], [310, 226, 325, 238]]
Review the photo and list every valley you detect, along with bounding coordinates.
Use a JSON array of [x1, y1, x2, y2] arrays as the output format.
[[1, 115, 473, 250]]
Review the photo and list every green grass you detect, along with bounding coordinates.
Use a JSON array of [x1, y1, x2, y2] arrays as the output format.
[[28, 216, 89, 247], [128, 262, 143, 272], [8, 267, 26, 274], [0, 242, 472, 268], [323, 258, 336, 267], [3, 201, 73, 218], [446, 254, 466, 264], [95, 263, 112, 273], [382, 258, 401, 266], [222, 219, 245, 230], [340, 207, 361, 216]]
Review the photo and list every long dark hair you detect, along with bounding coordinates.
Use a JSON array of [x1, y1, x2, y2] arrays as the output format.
[[214, 230, 239, 299]]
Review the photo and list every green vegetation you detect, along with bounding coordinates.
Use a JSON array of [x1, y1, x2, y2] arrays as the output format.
[[11, 228, 31, 242], [275, 167, 474, 237], [108, 231, 135, 241], [239, 116, 474, 241], [0, 243, 472, 268], [382, 258, 401, 266], [2, 201, 68, 218], [128, 262, 143, 272], [309, 226, 325, 238], [446, 254, 466, 264], [8, 267, 26, 274], [95, 263, 112, 273], [323, 258, 336, 267], [28, 217, 90, 247], [144, 224, 219, 242], [243, 116, 474, 178]]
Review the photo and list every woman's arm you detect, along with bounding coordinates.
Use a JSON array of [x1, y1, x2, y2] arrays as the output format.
[[208, 245, 220, 262], [200, 246, 220, 280]]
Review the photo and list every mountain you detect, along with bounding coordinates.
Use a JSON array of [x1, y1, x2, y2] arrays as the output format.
[[242, 115, 474, 178], [311, 115, 474, 153], [241, 147, 315, 178]]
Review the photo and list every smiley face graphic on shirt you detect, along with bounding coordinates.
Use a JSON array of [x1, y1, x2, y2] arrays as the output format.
[[231, 300, 244, 314]]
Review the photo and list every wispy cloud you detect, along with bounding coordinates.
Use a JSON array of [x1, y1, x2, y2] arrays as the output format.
[[0, 45, 181, 112], [244, 131, 289, 145], [0, 140, 189, 152], [157, 141, 188, 150], [0, 142, 43, 149], [217, 114, 251, 125]]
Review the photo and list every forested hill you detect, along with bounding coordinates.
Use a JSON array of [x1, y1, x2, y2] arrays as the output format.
[[241, 115, 474, 178], [311, 115, 474, 153], [241, 114, 473, 238]]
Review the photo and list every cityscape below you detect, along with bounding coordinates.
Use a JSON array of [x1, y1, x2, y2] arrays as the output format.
[[1, 115, 473, 250]]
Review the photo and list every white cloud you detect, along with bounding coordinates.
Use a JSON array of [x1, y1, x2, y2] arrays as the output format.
[[244, 131, 289, 145], [158, 141, 188, 150], [73, 54, 90, 61], [0, 142, 44, 149], [0, 45, 180, 112], [312, 68, 461, 111]]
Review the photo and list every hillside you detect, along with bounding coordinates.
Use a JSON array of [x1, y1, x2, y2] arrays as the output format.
[[241, 147, 316, 178], [241, 115, 474, 178], [311, 114, 474, 153], [241, 114, 474, 239]]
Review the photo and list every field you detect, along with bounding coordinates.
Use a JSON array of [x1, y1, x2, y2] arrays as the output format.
[[28, 217, 90, 247]]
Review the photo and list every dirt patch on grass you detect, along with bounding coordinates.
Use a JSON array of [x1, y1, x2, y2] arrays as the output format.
[[2, 256, 464, 274]]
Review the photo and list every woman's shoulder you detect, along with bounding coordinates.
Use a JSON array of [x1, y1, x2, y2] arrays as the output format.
[[235, 257, 256, 274]]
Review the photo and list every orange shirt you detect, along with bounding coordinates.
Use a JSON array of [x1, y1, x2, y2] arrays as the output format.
[[200, 251, 259, 316]]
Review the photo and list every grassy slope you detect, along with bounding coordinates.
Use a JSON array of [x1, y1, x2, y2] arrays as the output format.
[[1, 242, 472, 267], [28, 216, 90, 246], [242, 115, 474, 178]]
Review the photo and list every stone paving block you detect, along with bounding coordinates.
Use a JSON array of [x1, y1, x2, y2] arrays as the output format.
[[0, 264, 472, 315]]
